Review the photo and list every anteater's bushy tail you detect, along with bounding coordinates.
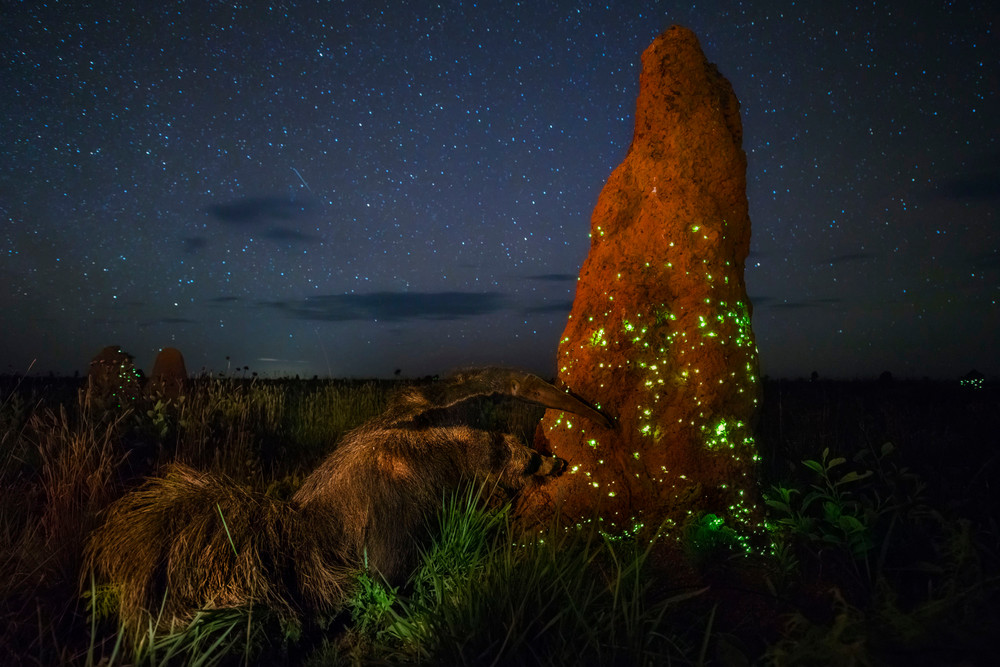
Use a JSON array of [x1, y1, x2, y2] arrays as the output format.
[[84, 464, 352, 634]]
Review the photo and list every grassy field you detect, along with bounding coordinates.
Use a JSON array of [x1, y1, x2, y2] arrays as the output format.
[[0, 373, 997, 665]]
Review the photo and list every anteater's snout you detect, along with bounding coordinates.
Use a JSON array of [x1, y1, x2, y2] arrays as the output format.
[[536, 454, 567, 477]]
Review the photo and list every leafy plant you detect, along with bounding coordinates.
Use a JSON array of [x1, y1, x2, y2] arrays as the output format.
[[684, 512, 748, 566], [345, 560, 400, 640], [765, 444, 892, 597], [142, 394, 187, 441], [766, 446, 876, 558]]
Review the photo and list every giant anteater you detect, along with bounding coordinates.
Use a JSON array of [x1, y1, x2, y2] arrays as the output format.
[[85, 367, 610, 632]]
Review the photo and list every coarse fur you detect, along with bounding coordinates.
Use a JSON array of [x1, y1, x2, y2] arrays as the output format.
[[85, 367, 610, 633], [85, 464, 351, 632]]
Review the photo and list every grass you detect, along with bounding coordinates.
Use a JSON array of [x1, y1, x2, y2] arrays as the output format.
[[0, 372, 997, 664], [336, 484, 710, 666]]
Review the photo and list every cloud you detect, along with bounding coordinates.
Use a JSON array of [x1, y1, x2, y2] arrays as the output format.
[[525, 273, 578, 282], [262, 227, 323, 244], [207, 196, 312, 225], [826, 252, 871, 264], [768, 302, 817, 310], [938, 166, 1000, 200], [523, 300, 574, 314], [139, 317, 199, 327], [182, 236, 208, 253], [267, 291, 509, 322]]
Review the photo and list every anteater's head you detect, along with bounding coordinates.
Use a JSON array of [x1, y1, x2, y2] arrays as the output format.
[[506, 371, 613, 430]]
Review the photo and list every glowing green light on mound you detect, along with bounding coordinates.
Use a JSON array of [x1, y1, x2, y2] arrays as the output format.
[[701, 417, 754, 452], [548, 260, 764, 549], [589, 327, 608, 347]]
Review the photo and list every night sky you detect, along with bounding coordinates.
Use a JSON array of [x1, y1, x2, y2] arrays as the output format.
[[3, 2, 997, 380]]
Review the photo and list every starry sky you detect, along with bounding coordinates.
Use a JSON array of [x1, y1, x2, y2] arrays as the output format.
[[2, 1, 997, 380]]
